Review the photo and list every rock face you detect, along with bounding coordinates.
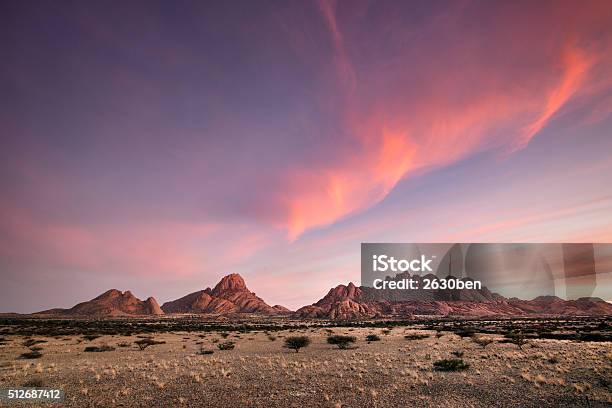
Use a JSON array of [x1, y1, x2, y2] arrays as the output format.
[[161, 273, 284, 315], [38, 290, 164, 317], [295, 283, 379, 320], [295, 277, 612, 320]]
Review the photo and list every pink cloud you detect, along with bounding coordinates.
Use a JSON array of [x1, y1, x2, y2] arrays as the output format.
[[254, 1, 612, 239]]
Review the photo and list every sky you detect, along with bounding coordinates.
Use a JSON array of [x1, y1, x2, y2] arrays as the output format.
[[1, 0, 612, 313]]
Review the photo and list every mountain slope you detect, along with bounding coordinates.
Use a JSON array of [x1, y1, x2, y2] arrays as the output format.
[[37, 289, 164, 317], [296, 277, 612, 320], [161, 273, 284, 314]]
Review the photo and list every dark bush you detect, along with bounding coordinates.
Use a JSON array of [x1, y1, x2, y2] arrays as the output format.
[[433, 359, 469, 371], [451, 350, 464, 358], [366, 334, 381, 342], [22, 339, 46, 347], [134, 338, 165, 351], [504, 331, 528, 350], [217, 341, 235, 350], [404, 333, 429, 341], [82, 334, 100, 342], [327, 335, 356, 349], [23, 378, 44, 387], [20, 351, 43, 359], [454, 327, 476, 339], [284, 336, 311, 353], [198, 349, 214, 355], [84, 344, 115, 352]]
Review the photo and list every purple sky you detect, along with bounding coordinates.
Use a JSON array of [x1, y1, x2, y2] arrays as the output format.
[[1, 0, 612, 313]]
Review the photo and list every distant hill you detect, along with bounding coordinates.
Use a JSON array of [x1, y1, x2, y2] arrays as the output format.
[[29, 272, 611, 319], [295, 272, 612, 320], [36, 289, 163, 317], [161, 273, 290, 315]]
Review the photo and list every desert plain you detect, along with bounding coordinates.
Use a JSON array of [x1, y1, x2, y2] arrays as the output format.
[[0, 317, 610, 408]]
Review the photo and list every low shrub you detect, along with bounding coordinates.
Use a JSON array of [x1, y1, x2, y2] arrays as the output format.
[[547, 356, 559, 364], [504, 331, 528, 350], [23, 378, 44, 387], [327, 335, 356, 349], [433, 359, 469, 371], [20, 351, 43, 359], [283, 336, 311, 353], [217, 341, 235, 350], [451, 350, 464, 358], [84, 344, 115, 352], [134, 338, 165, 351], [404, 333, 429, 341], [22, 339, 46, 347], [366, 334, 381, 342], [198, 349, 214, 355], [472, 336, 494, 348], [82, 335, 100, 342], [454, 327, 476, 339]]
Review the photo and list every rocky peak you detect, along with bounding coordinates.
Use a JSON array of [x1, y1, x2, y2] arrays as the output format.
[[212, 273, 248, 295], [94, 289, 124, 300], [316, 283, 362, 306], [144, 297, 164, 315]]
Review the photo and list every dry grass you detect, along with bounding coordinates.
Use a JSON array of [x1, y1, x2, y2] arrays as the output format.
[[0, 322, 610, 407]]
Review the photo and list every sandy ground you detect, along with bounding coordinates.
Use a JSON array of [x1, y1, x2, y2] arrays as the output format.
[[0, 327, 611, 407]]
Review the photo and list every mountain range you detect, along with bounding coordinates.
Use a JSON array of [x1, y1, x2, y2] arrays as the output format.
[[33, 273, 612, 319]]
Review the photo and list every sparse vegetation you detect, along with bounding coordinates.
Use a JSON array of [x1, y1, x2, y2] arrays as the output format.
[[217, 341, 235, 350], [23, 378, 45, 387], [283, 336, 311, 353], [0, 316, 609, 407], [547, 356, 559, 364], [505, 331, 528, 350], [433, 359, 470, 371], [454, 327, 476, 339], [82, 334, 101, 341], [404, 333, 429, 340], [327, 335, 356, 349], [472, 336, 494, 348], [84, 344, 115, 352], [366, 334, 381, 342], [20, 351, 43, 359], [22, 339, 46, 347], [134, 338, 165, 351]]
